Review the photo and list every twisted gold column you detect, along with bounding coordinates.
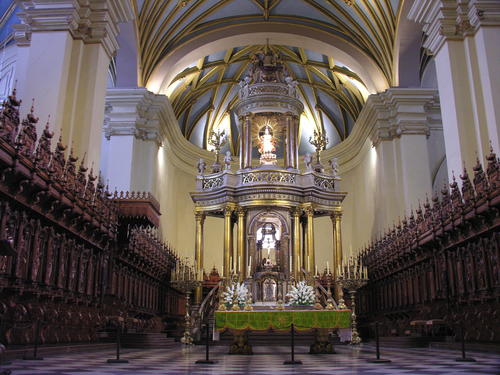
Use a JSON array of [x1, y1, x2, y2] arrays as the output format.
[[237, 207, 246, 281], [194, 212, 205, 304], [292, 208, 301, 278]]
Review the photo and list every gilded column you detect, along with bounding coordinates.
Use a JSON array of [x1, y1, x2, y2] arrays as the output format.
[[223, 206, 233, 277], [194, 212, 205, 304], [291, 115, 299, 169], [239, 113, 253, 169], [292, 208, 301, 278], [331, 211, 344, 301], [305, 206, 315, 274], [236, 207, 246, 281], [284, 113, 292, 169]]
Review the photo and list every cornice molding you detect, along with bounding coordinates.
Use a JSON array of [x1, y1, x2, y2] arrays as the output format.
[[14, 0, 134, 57], [104, 88, 164, 146], [408, 0, 500, 56], [320, 88, 441, 173], [104, 87, 441, 178]]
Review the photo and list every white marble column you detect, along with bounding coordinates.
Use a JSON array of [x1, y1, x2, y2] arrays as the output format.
[[409, 0, 500, 175], [12, 0, 133, 167]]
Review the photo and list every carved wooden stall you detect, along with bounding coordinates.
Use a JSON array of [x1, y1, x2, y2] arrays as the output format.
[[0, 90, 183, 346], [357, 152, 500, 343]]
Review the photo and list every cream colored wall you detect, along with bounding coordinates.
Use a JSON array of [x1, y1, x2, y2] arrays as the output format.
[[151, 143, 224, 271], [336, 140, 378, 256]]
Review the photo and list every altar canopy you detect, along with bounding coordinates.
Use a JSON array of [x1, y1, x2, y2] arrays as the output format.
[[215, 310, 351, 331]]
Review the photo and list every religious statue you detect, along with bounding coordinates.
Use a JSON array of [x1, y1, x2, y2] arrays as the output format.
[[285, 76, 298, 97], [258, 125, 277, 165], [197, 158, 206, 175], [329, 157, 339, 177], [304, 153, 313, 171], [224, 151, 233, 170]]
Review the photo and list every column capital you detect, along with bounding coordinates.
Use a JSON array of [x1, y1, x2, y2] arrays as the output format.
[[303, 205, 314, 216], [195, 211, 206, 222], [330, 211, 342, 220], [236, 206, 246, 216], [291, 207, 301, 217], [103, 88, 164, 146], [408, 0, 500, 56], [224, 205, 234, 216], [364, 88, 441, 147], [15, 0, 134, 57]]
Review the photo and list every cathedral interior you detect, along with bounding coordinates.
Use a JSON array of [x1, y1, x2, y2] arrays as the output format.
[[0, 1, 499, 374]]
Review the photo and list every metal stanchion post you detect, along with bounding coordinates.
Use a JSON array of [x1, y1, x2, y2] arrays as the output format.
[[107, 324, 128, 364], [455, 324, 476, 362], [368, 322, 391, 363], [284, 323, 302, 365], [23, 320, 43, 361], [196, 323, 217, 364]]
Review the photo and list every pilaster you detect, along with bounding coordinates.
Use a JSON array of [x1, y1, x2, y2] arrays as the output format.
[[101, 88, 164, 192], [14, 0, 134, 58], [367, 88, 441, 221], [12, 1, 133, 168], [409, 0, 500, 170]]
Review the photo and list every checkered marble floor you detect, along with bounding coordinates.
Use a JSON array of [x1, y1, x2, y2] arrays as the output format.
[[1, 344, 499, 375]]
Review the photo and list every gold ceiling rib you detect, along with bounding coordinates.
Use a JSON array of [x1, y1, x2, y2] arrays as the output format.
[[133, 0, 402, 87]]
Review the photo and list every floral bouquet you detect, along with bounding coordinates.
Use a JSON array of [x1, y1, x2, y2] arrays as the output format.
[[286, 280, 315, 305], [222, 282, 249, 308]]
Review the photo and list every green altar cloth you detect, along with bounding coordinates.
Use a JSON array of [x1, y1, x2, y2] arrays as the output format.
[[215, 310, 351, 331]]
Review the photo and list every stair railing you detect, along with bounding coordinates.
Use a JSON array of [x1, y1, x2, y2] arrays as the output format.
[[196, 281, 222, 337]]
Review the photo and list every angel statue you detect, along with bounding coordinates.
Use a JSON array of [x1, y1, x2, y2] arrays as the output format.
[[197, 158, 206, 175], [224, 151, 233, 170]]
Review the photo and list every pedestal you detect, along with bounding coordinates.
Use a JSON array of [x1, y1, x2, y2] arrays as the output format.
[[309, 329, 336, 354], [229, 331, 252, 355]]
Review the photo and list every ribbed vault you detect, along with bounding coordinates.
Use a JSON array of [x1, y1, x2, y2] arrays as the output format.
[[132, 0, 403, 88], [167, 44, 368, 154]]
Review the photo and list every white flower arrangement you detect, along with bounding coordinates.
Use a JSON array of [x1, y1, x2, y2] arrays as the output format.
[[222, 282, 249, 306], [286, 281, 315, 305]]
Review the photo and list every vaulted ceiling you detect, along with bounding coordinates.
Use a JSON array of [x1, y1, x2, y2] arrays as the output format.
[[168, 44, 368, 154], [132, 0, 403, 88]]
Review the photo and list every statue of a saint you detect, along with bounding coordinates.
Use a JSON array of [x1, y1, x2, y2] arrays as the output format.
[[304, 153, 313, 171], [197, 158, 206, 175], [329, 157, 339, 177], [224, 151, 233, 170], [259, 126, 275, 154]]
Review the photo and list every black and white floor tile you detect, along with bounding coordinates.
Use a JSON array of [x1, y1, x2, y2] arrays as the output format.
[[1, 344, 499, 375]]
